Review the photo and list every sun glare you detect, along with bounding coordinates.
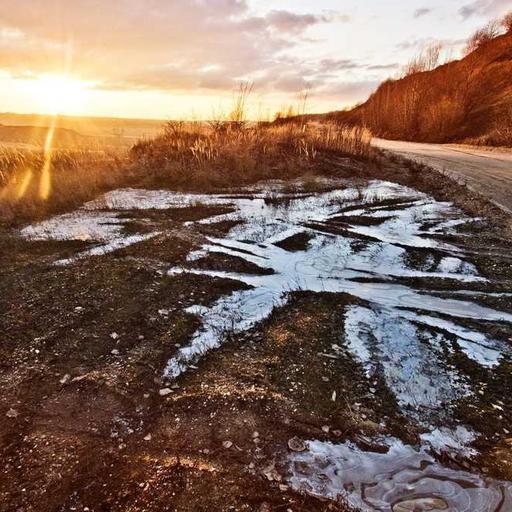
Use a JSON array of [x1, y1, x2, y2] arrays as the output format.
[[35, 75, 88, 115]]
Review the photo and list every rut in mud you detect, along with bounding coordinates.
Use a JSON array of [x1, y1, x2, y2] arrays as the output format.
[[17, 178, 512, 511]]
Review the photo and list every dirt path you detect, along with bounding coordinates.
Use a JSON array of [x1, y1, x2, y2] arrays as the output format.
[[374, 139, 512, 214]]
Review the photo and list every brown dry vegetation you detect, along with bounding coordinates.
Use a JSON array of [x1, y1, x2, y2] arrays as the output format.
[[323, 21, 512, 146], [0, 122, 372, 226], [0, 148, 130, 226], [130, 121, 372, 189]]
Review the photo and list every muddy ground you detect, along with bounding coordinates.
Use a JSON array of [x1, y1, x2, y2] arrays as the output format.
[[1, 155, 512, 512]]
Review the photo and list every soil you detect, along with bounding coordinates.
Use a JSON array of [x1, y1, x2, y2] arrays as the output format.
[[1, 155, 512, 511]]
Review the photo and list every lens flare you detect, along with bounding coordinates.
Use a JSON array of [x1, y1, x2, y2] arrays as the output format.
[[39, 117, 56, 200], [16, 168, 33, 199]]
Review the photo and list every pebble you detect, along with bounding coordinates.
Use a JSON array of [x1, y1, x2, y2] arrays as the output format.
[[144, 434, 152, 441], [288, 437, 306, 452], [110, 332, 119, 340], [393, 497, 448, 512], [222, 440, 233, 449], [59, 374, 71, 385], [159, 388, 172, 396], [111, 349, 120, 355], [321, 425, 330, 433], [6, 408, 18, 418]]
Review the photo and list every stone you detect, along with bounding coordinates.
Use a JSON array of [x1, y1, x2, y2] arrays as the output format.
[[59, 374, 71, 384], [288, 437, 306, 452], [393, 497, 448, 512]]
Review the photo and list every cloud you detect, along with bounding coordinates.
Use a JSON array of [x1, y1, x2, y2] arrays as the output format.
[[265, 10, 332, 34], [414, 8, 433, 18], [366, 63, 400, 71], [315, 80, 380, 103], [459, 0, 511, 19], [0, 0, 351, 99]]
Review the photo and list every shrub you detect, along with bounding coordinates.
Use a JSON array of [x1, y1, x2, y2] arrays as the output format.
[[130, 121, 373, 189]]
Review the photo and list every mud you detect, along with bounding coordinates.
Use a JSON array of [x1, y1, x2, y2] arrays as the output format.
[[2, 170, 512, 511]]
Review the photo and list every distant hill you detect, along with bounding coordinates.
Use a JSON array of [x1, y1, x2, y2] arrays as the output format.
[[323, 31, 512, 146], [0, 124, 94, 149], [0, 113, 166, 148]]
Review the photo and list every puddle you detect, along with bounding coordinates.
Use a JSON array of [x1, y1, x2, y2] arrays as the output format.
[[20, 179, 512, 507], [287, 436, 512, 511], [21, 181, 512, 421]]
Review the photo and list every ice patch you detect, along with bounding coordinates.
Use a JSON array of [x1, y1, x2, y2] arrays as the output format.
[[160, 182, 511, 425], [286, 436, 512, 511]]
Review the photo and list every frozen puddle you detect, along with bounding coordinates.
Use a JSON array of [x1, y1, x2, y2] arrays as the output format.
[[287, 436, 512, 511], [21, 180, 512, 424], [156, 182, 511, 425], [21, 179, 512, 507]]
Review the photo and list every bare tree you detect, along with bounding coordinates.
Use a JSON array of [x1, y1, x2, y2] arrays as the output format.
[[502, 12, 512, 32], [403, 42, 443, 76], [464, 20, 501, 55]]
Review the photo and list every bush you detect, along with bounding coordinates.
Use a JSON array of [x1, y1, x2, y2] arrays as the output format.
[[130, 122, 373, 189]]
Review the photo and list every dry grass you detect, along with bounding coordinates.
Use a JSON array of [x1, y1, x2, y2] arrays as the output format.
[[0, 118, 373, 226], [0, 148, 130, 226], [130, 121, 373, 189], [333, 31, 512, 146]]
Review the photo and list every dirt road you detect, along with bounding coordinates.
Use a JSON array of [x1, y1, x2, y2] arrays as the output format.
[[374, 139, 512, 214]]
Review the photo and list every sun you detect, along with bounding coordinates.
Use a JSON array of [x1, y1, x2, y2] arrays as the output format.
[[35, 74, 88, 115]]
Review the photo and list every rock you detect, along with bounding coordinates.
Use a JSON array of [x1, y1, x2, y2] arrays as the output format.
[[111, 349, 120, 355], [288, 437, 306, 452], [252, 431, 260, 439], [143, 434, 152, 441], [6, 408, 18, 418], [321, 425, 330, 433], [222, 440, 233, 449], [331, 390, 337, 401], [393, 497, 448, 512], [261, 460, 281, 482], [159, 388, 172, 396], [110, 332, 119, 340], [59, 374, 71, 385], [74, 306, 84, 312]]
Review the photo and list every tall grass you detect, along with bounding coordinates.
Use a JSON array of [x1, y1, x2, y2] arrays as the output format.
[[130, 122, 373, 189], [0, 148, 129, 226], [0, 91, 373, 226]]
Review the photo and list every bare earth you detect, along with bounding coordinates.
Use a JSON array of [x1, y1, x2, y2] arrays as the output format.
[[374, 139, 512, 214]]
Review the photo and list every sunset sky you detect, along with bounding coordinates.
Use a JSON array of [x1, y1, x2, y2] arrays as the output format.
[[0, 0, 510, 120]]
